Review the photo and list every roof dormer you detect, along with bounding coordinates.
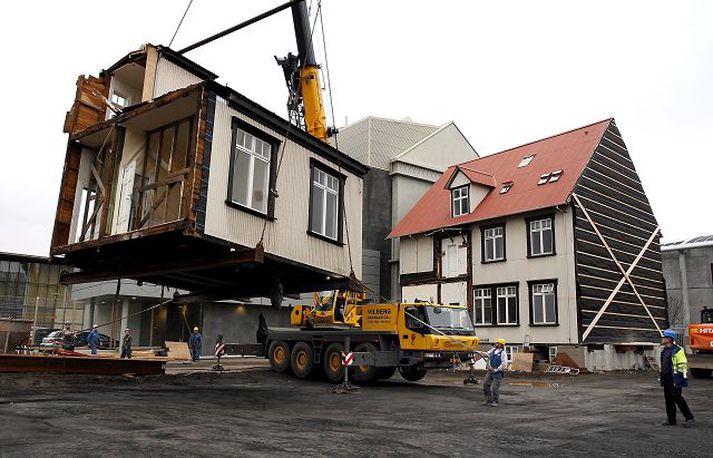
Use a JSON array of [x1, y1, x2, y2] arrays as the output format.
[[445, 166, 495, 217]]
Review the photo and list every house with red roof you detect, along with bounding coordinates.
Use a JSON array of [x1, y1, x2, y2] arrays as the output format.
[[389, 119, 668, 369]]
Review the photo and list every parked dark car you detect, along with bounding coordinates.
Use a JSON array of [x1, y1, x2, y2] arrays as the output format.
[[40, 330, 117, 351]]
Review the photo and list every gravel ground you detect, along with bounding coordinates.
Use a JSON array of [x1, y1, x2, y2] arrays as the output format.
[[0, 368, 710, 457]]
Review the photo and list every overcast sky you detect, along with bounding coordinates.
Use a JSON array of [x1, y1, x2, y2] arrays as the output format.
[[0, 0, 711, 256]]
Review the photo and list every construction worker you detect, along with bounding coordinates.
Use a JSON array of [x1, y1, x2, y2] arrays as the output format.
[[189, 326, 203, 362], [61, 321, 76, 351], [483, 338, 508, 407], [87, 325, 101, 355], [660, 329, 695, 427], [120, 328, 132, 359]]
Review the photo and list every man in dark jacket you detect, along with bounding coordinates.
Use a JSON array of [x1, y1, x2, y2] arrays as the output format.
[[189, 326, 202, 362], [660, 329, 694, 427], [87, 325, 101, 355], [120, 329, 132, 359]]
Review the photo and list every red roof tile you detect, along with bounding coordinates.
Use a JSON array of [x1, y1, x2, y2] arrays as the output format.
[[389, 119, 612, 238]]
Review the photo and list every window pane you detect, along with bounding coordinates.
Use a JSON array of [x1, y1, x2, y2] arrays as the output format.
[[495, 237, 504, 259], [533, 295, 544, 323], [484, 298, 492, 323], [485, 239, 493, 261], [508, 297, 517, 324], [545, 294, 556, 323], [497, 297, 506, 323], [543, 228, 553, 253], [231, 150, 251, 206], [531, 230, 541, 255], [252, 159, 269, 213], [325, 191, 338, 239], [310, 185, 324, 233]]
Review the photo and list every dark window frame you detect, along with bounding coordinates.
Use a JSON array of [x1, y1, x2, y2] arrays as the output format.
[[481, 222, 507, 264], [526, 213, 556, 258], [472, 282, 520, 327], [527, 279, 560, 326], [226, 117, 281, 220], [307, 158, 346, 246], [451, 184, 470, 217]]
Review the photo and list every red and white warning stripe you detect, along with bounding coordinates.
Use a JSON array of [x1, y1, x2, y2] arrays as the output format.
[[341, 351, 354, 366]]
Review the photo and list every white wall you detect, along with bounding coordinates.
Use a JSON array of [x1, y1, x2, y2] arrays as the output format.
[[402, 284, 437, 303], [441, 237, 467, 278], [442, 281, 468, 305], [400, 236, 434, 274], [153, 57, 203, 98], [204, 96, 363, 278], [472, 209, 578, 345]]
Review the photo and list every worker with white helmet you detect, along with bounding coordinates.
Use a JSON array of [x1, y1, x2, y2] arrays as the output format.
[[189, 326, 203, 362], [483, 338, 508, 407], [87, 324, 101, 355]]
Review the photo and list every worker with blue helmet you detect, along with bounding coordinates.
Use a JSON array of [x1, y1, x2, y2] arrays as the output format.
[[660, 329, 695, 427]]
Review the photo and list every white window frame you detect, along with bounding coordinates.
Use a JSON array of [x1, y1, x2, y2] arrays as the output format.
[[111, 92, 127, 108], [451, 185, 469, 217], [483, 226, 505, 262], [473, 287, 492, 325], [230, 128, 273, 214], [531, 282, 557, 325], [529, 217, 554, 256], [504, 345, 519, 368], [518, 155, 534, 168], [496, 285, 518, 325], [310, 167, 340, 240]]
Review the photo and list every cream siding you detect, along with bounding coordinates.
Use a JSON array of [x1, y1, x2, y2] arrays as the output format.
[[442, 281, 468, 305], [203, 96, 362, 278], [440, 238, 467, 278], [153, 57, 203, 99], [472, 210, 578, 345], [400, 236, 434, 274], [402, 284, 438, 303]]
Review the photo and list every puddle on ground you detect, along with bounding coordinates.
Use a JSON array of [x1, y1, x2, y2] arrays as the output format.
[[507, 381, 562, 388]]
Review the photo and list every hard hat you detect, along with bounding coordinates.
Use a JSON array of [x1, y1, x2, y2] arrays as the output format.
[[64, 321, 71, 325], [662, 329, 676, 339], [92, 324, 98, 329], [496, 338, 507, 346], [193, 326, 199, 332]]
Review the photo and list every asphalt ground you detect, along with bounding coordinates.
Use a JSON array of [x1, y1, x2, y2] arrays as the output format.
[[0, 366, 711, 457]]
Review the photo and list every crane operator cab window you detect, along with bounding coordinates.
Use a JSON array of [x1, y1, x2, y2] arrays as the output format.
[[405, 306, 428, 334]]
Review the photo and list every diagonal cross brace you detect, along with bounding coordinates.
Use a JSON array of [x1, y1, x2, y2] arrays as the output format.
[[573, 194, 662, 341]]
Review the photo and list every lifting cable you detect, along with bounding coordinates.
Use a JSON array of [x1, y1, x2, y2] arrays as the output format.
[[317, 0, 354, 277], [257, 2, 322, 247], [169, 0, 195, 48]]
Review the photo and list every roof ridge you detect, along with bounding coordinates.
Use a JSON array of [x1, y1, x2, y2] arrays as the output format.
[[457, 118, 613, 167]]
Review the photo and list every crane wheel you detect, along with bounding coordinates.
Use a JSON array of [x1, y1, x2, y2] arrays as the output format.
[[399, 366, 427, 382], [323, 342, 345, 383], [268, 340, 291, 373], [291, 341, 315, 379], [376, 366, 397, 380], [352, 342, 378, 385]]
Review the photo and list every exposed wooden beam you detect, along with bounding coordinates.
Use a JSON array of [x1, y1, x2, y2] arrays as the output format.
[[60, 246, 264, 284]]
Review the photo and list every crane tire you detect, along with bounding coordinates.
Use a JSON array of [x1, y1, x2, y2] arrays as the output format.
[[291, 341, 315, 379], [268, 340, 291, 373], [323, 342, 345, 383], [352, 342, 378, 384], [399, 366, 428, 382]]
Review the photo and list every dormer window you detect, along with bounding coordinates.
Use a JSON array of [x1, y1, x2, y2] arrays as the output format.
[[452, 185, 469, 217], [518, 155, 534, 167], [500, 182, 513, 194]]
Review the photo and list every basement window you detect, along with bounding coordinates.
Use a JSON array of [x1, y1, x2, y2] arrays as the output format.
[[518, 155, 534, 168], [500, 182, 513, 194], [537, 173, 550, 185], [548, 170, 563, 183]]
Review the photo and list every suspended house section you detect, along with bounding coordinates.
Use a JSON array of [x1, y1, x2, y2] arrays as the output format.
[[51, 46, 367, 303]]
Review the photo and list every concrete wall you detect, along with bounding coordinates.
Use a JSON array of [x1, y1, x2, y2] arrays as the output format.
[[200, 304, 291, 356], [662, 245, 713, 328], [584, 345, 658, 371], [205, 96, 363, 278], [472, 210, 578, 345], [362, 168, 392, 300]]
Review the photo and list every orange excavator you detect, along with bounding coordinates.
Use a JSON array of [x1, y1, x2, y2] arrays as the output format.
[[688, 307, 713, 378]]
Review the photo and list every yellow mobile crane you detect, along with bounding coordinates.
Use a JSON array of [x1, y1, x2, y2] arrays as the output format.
[[263, 291, 479, 383]]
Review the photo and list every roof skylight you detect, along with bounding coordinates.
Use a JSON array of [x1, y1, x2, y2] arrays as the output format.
[[500, 182, 513, 194], [549, 170, 563, 183], [537, 173, 550, 185], [518, 155, 535, 168]]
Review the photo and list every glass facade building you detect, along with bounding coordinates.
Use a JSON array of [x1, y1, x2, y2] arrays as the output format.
[[0, 253, 79, 329]]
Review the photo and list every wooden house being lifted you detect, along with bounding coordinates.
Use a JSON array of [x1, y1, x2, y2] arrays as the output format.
[[51, 44, 367, 305]]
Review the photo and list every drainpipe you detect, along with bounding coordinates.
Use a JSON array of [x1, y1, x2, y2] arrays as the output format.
[[678, 250, 691, 329]]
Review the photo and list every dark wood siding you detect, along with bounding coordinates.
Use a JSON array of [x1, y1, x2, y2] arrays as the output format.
[[573, 121, 668, 343]]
